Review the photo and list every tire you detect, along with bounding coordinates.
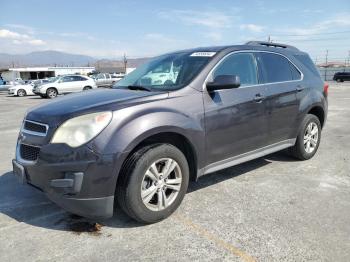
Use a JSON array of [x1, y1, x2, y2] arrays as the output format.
[[83, 86, 92, 91], [336, 78, 343, 83], [117, 144, 189, 223], [289, 114, 321, 160], [46, 88, 58, 98], [17, 89, 26, 97]]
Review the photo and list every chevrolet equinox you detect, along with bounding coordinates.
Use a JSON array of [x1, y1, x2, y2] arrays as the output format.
[[12, 41, 328, 223]]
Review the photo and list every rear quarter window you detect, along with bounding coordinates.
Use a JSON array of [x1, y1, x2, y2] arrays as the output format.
[[294, 54, 320, 77]]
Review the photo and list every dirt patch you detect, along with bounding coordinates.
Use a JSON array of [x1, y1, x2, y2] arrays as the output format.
[[54, 214, 104, 236], [68, 221, 103, 236]]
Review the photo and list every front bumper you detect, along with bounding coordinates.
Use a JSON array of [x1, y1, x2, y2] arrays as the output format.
[[8, 90, 15, 95], [13, 142, 118, 219]]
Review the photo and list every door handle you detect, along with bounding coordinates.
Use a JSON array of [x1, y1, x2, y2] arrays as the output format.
[[254, 93, 265, 103], [296, 85, 305, 92]]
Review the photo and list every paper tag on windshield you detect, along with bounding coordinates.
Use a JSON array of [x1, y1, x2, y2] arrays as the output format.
[[190, 52, 216, 57]]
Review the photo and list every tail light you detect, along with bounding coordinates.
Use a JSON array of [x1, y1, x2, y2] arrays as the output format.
[[323, 82, 329, 96]]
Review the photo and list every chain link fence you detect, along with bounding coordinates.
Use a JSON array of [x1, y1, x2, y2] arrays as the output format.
[[317, 66, 350, 81]]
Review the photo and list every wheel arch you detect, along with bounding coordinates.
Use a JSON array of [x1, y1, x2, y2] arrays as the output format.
[[46, 86, 58, 94], [307, 106, 325, 128], [115, 131, 198, 190]]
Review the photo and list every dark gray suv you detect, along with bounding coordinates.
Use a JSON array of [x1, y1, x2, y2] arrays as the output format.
[[12, 41, 328, 223]]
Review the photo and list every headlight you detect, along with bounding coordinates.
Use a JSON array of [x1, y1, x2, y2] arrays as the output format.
[[51, 111, 112, 147]]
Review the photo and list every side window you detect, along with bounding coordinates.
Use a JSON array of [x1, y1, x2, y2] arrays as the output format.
[[213, 53, 258, 86], [75, 76, 87, 81], [61, 76, 73, 82], [290, 63, 301, 80], [257, 53, 297, 83], [294, 54, 320, 77]]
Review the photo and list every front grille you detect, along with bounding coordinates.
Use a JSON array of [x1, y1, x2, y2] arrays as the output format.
[[20, 144, 41, 161], [23, 120, 47, 135]]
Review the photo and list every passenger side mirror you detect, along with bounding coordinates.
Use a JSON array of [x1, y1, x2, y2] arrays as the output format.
[[206, 75, 240, 92]]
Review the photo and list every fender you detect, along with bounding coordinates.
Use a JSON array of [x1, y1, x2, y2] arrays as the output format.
[[89, 103, 206, 179], [293, 86, 326, 137]]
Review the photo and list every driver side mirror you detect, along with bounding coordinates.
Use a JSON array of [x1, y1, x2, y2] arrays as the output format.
[[206, 75, 240, 92]]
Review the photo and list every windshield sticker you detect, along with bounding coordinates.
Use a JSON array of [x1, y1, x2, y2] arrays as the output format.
[[190, 52, 216, 57]]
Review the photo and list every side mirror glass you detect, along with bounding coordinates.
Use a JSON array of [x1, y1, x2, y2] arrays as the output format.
[[206, 75, 240, 92]]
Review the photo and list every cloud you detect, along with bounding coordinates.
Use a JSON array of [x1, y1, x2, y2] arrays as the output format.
[[4, 24, 36, 34], [0, 29, 30, 39], [240, 24, 264, 33], [273, 13, 350, 36], [28, 39, 46, 45], [158, 10, 234, 29], [0, 28, 46, 46]]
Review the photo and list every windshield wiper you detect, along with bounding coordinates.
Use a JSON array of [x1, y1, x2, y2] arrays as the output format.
[[127, 85, 152, 92]]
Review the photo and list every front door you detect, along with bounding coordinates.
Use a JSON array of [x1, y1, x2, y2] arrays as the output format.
[[203, 52, 269, 166]]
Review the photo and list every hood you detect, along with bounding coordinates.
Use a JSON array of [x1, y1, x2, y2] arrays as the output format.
[[26, 88, 168, 125]]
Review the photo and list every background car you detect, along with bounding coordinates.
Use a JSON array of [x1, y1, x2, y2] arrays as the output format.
[[32, 75, 97, 98], [8, 83, 35, 97], [92, 73, 122, 88], [333, 72, 350, 82]]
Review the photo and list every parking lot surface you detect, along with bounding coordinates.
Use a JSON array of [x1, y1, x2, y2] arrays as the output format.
[[0, 83, 349, 262]]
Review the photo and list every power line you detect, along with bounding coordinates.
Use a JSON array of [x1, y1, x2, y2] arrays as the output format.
[[273, 36, 350, 42], [269, 30, 350, 37]]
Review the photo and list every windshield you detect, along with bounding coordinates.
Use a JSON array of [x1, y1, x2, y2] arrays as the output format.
[[114, 51, 214, 91]]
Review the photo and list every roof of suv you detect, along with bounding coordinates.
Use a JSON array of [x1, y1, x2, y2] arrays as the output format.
[[174, 41, 305, 56]]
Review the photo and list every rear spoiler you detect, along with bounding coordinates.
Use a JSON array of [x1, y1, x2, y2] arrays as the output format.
[[245, 41, 299, 51]]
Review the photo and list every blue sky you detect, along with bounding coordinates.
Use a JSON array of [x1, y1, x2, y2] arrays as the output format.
[[0, 0, 349, 62]]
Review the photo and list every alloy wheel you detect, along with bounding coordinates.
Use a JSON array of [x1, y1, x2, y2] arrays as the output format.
[[304, 122, 319, 153], [47, 89, 57, 98], [141, 158, 182, 211]]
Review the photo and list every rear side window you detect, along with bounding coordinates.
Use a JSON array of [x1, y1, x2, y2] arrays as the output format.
[[257, 53, 301, 83], [75, 76, 87, 81], [294, 54, 320, 77], [213, 53, 258, 86], [61, 76, 75, 82]]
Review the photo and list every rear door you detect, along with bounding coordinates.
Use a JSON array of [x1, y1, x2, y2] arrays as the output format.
[[255, 52, 301, 144], [59, 76, 77, 93], [203, 52, 269, 166], [72, 75, 87, 91]]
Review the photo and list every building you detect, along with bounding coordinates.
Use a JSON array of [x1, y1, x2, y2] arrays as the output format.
[[0, 66, 95, 82]]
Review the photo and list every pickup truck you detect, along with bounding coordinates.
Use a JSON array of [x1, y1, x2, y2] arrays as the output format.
[[93, 73, 123, 88]]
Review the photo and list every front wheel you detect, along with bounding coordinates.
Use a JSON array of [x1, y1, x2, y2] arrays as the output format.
[[46, 88, 58, 98], [117, 144, 189, 223], [289, 114, 321, 160], [17, 89, 27, 97]]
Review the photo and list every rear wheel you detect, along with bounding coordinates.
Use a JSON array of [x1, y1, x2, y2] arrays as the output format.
[[117, 144, 189, 223], [289, 114, 321, 160], [83, 86, 92, 91], [336, 78, 342, 83], [46, 88, 58, 98], [17, 89, 27, 97]]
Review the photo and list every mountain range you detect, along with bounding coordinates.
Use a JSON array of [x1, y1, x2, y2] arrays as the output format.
[[0, 50, 149, 69]]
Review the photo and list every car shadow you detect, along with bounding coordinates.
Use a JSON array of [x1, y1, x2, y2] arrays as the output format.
[[0, 151, 294, 233]]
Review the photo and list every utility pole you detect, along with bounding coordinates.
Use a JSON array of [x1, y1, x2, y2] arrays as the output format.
[[123, 53, 127, 73], [324, 50, 328, 81], [267, 35, 271, 42]]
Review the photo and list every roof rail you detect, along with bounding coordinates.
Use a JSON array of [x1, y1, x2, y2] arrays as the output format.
[[245, 41, 299, 51]]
